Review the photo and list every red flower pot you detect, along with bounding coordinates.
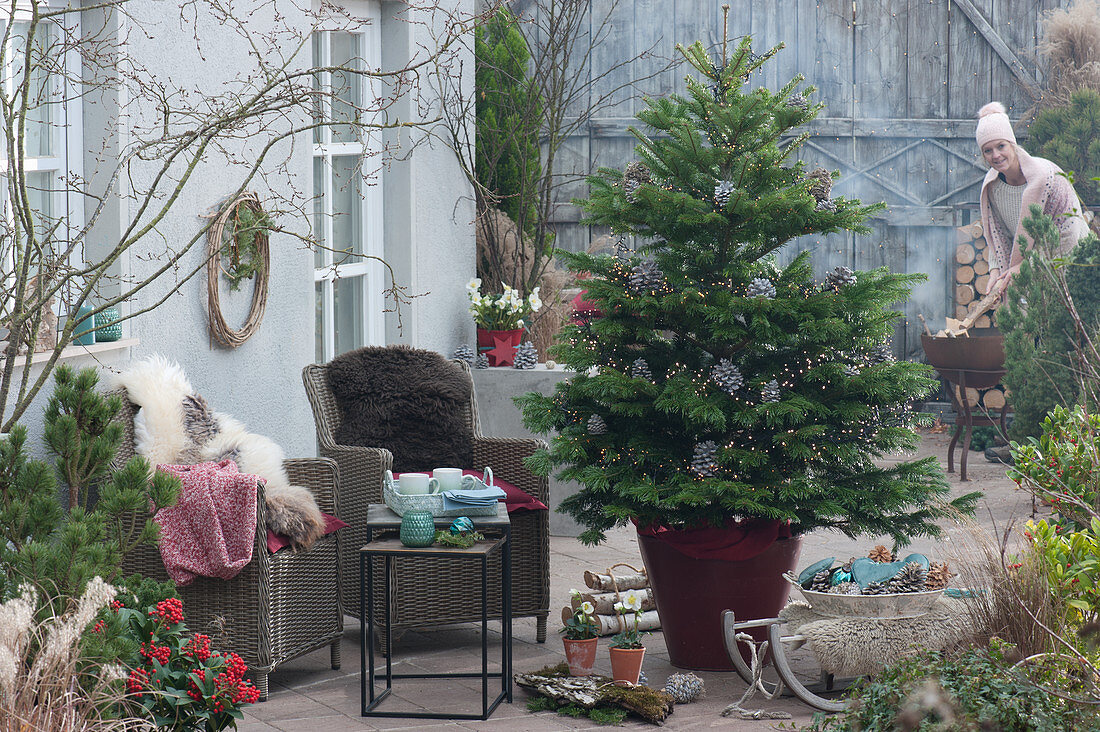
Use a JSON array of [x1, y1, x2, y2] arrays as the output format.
[[562, 637, 598, 676], [608, 646, 646, 686], [476, 327, 524, 367], [638, 529, 802, 670]]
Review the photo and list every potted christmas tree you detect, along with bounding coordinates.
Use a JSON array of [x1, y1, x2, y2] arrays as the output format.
[[518, 37, 978, 670]]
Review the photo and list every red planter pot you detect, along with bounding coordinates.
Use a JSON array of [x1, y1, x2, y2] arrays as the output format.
[[562, 637, 598, 676], [637, 530, 802, 671], [608, 646, 646, 686], [476, 328, 524, 367]]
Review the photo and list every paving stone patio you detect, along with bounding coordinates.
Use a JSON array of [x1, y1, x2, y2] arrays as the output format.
[[240, 428, 1028, 731]]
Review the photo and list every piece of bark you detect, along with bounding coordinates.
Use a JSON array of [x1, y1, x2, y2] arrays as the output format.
[[955, 242, 975, 264], [585, 569, 649, 592], [955, 265, 974, 284], [956, 284, 975, 305], [574, 589, 656, 615], [514, 672, 675, 724]]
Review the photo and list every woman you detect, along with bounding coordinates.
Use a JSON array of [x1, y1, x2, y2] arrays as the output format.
[[976, 101, 1089, 300]]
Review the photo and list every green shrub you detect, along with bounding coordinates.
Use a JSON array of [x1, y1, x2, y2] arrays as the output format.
[[803, 642, 1095, 731], [1029, 89, 1100, 206], [1011, 404, 1100, 527]]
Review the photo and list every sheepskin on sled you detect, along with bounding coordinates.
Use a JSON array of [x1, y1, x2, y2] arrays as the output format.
[[111, 355, 325, 550]]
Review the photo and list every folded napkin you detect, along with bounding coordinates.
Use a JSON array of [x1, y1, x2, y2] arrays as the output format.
[[441, 486, 507, 512]]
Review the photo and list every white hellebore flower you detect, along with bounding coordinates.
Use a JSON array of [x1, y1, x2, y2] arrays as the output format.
[[495, 298, 508, 309], [528, 286, 543, 311], [613, 601, 626, 615], [622, 590, 642, 613], [466, 277, 482, 294], [570, 588, 581, 597], [580, 601, 595, 615]]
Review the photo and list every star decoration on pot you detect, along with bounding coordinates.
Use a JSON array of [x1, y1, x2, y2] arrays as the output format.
[[487, 333, 518, 365]]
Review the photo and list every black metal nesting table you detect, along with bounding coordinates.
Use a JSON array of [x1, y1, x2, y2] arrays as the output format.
[[359, 503, 512, 720]]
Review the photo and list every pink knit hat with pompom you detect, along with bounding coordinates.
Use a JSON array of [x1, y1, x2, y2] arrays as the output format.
[[976, 102, 1016, 149]]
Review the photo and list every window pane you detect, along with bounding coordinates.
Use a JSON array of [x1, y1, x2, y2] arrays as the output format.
[[313, 156, 325, 268], [315, 280, 326, 362], [25, 171, 54, 245], [329, 33, 362, 143], [333, 275, 363, 356], [311, 32, 324, 144], [13, 21, 57, 158], [331, 155, 362, 264]]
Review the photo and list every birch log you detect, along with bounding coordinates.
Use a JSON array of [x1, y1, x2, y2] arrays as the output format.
[[574, 589, 656, 615], [561, 607, 662, 636], [584, 569, 649, 592]]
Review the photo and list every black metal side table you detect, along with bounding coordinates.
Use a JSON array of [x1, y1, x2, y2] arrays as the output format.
[[359, 504, 512, 720]]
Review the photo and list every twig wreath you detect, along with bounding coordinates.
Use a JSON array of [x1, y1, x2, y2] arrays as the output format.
[[206, 191, 271, 347]]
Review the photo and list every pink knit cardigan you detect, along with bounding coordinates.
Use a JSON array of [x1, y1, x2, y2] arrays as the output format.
[[979, 149, 1089, 292]]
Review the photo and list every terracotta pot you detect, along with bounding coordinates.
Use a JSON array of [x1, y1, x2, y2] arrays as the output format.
[[608, 646, 645, 685], [637, 530, 802, 670], [476, 327, 524, 367], [562, 637, 598, 676]]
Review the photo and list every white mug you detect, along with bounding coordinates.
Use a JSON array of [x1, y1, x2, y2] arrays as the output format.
[[431, 467, 467, 493], [398, 472, 438, 495]]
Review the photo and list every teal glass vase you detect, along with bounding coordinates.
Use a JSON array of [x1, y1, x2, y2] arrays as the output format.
[[94, 306, 122, 342], [400, 510, 436, 547], [71, 305, 95, 345]]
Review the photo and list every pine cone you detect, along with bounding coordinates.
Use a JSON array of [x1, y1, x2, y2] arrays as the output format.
[[452, 345, 475, 367], [746, 277, 776, 298], [587, 414, 608, 435], [808, 569, 833, 593], [630, 358, 653, 381], [475, 353, 489, 369], [513, 342, 538, 370], [788, 93, 809, 112], [710, 359, 744, 394], [887, 562, 928, 594], [806, 168, 832, 201], [623, 161, 652, 203], [691, 440, 719, 478], [629, 260, 665, 291], [869, 341, 894, 364], [663, 672, 705, 703], [868, 545, 894, 563], [824, 266, 856, 290], [761, 379, 780, 403], [816, 198, 838, 213], [828, 581, 862, 596], [863, 581, 892, 595], [714, 180, 736, 207], [925, 562, 953, 591]]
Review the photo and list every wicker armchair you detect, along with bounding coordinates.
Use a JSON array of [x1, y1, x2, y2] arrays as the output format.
[[110, 393, 343, 700], [302, 357, 550, 644]]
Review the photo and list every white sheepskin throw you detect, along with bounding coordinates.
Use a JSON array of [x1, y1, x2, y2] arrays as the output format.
[[779, 599, 974, 677], [110, 355, 325, 550]]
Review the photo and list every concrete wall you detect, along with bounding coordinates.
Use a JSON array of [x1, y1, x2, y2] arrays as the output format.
[[10, 1, 475, 460], [471, 365, 583, 536]]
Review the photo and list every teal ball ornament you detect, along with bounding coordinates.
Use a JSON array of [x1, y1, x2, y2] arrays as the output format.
[[830, 569, 853, 586], [399, 510, 436, 547], [450, 516, 474, 535]]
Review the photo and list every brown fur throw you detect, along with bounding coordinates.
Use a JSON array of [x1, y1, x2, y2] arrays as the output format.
[[327, 346, 473, 473]]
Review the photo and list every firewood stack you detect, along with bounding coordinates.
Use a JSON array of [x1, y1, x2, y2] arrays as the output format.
[[560, 564, 662, 637], [954, 222, 993, 328]]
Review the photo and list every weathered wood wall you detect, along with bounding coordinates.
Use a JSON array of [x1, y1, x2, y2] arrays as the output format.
[[525, 0, 1069, 362]]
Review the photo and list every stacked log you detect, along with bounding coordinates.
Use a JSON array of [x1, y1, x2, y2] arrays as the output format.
[[954, 383, 1009, 412], [560, 564, 661, 637], [954, 223, 993, 328]]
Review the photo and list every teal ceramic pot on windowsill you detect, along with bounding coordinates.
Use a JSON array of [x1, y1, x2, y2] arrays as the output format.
[[71, 305, 95, 345], [94, 306, 122, 342]]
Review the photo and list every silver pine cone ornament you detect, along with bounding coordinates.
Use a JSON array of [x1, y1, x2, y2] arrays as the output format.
[[587, 414, 608, 435], [622, 161, 651, 203], [452, 345, 475, 367], [816, 198, 838, 213], [824, 266, 856, 289], [710, 359, 744, 394], [809, 569, 833, 593], [690, 440, 719, 478], [787, 93, 809, 112], [746, 277, 776, 298], [630, 358, 652, 380], [869, 341, 894, 364], [630, 260, 665, 292], [863, 581, 891, 595], [887, 562, 928, 594], [828, 581, 862, 595], [663, 673, 705, 703], [805, 168, 832, 202], [761, 379, 781, 403], [513, 341, 538, 369], [475, 353, 489, 369], [714, 180, 735, 207]]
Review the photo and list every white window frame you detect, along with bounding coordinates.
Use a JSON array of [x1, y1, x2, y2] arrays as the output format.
[[0, 4, 84, 316], [312, 4, 385, 362]]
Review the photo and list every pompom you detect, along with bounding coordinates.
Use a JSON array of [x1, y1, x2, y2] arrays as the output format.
[[978, 101, 1006, 118]]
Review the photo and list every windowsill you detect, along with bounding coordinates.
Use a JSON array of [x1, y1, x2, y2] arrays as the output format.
[[0, 338, 138, 368]]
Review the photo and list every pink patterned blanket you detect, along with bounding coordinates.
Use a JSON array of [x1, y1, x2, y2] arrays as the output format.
[[155, 461, 259, 586]]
